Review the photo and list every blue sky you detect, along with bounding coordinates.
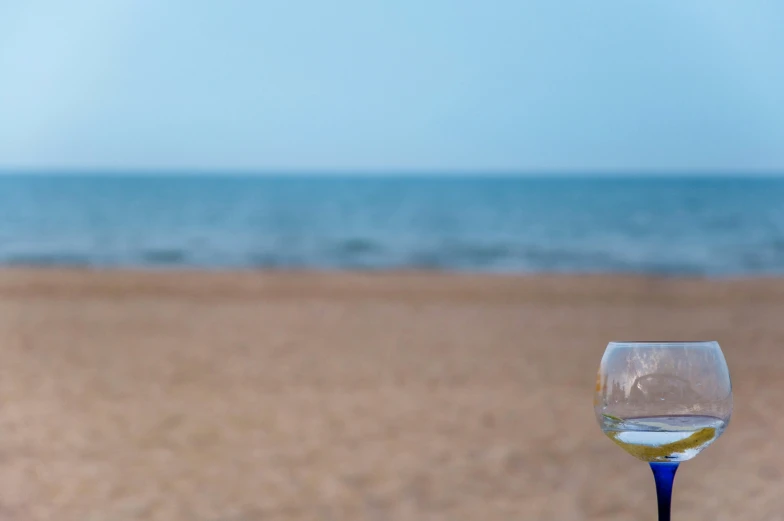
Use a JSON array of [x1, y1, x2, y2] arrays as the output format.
[[1, 1, 783, 173]]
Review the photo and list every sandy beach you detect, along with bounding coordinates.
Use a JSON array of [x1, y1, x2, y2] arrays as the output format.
[[0, 269, 782, 521]]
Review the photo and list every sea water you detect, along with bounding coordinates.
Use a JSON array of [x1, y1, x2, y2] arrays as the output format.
[[1, 175, 784, 273]]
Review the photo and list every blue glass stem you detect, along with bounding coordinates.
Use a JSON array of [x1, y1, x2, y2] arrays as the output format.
[[650, 462, 679, 521]]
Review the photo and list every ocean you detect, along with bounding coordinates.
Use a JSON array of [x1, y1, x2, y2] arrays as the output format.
[[1, 175, 783, 275]]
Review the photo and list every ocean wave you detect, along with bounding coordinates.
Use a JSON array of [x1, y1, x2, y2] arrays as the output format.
[[140, 249, 189, 265], [332, 238, 383, 256], [2, 253, 93, 267]]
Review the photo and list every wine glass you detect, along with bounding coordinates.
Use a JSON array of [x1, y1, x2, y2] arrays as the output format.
[[594, 341, 732, 521]]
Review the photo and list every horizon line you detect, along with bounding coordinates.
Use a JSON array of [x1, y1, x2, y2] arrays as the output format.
[[1, 167, 784, 178]]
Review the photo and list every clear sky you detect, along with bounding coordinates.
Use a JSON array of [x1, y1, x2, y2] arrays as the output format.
[[1, 1, 783, 173]]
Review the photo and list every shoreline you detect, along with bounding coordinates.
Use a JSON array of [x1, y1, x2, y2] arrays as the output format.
[[2, 267, 784, 302], [3, 264, 784, 277]]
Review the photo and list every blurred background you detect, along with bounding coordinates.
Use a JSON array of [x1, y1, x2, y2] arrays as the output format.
[[1, 1, 784, 520]]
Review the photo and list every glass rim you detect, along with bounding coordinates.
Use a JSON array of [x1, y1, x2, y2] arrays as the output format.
[[608, 340, 719, 346]]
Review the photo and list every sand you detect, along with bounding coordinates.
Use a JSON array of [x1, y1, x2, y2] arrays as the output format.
[[0, 269, 782, 521]]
